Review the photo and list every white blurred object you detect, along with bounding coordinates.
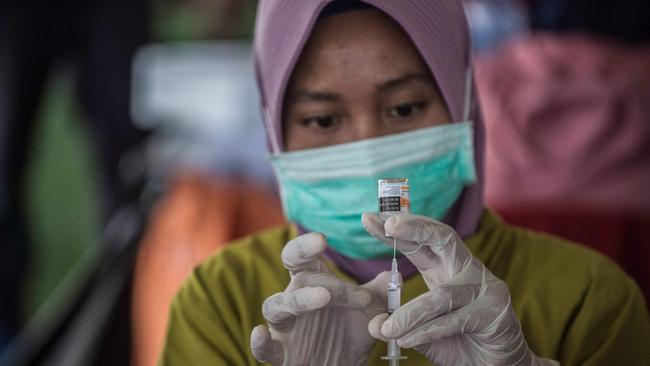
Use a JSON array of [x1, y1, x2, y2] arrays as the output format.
[[465, 0, 529, 54], [131, 41, 273, 182]]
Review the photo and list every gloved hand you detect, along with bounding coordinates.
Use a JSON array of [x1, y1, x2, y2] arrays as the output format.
[[250, 232, 390, 366], [362, 213, 560, 366]]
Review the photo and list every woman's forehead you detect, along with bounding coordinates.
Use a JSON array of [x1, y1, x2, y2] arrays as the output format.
[[290, 9, 430, 86], [309, 8, 415, 50]]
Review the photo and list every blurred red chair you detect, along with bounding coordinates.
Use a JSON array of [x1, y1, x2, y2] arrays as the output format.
[[131, 171, 285, 366], [494, 205, 650, 306]]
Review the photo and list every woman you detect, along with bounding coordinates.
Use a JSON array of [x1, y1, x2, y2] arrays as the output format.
[[160, 1, 650, 365]]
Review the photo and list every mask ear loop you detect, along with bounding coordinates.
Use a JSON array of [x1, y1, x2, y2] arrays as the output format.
[[399, 66, 474, 258]]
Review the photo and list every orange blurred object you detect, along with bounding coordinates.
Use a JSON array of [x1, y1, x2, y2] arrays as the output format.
[[131, 171, 285, 366]]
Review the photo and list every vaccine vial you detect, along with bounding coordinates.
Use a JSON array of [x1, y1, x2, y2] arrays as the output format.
[[378, 178, 410, 220]]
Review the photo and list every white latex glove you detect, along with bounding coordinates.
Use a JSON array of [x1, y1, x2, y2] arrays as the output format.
[[362, 213, 560, 366], [250, 232, 390, 366]]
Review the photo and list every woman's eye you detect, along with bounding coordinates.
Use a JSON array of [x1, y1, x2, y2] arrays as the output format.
[[301, 115, 339, 129], [388, 102, 426, 119]]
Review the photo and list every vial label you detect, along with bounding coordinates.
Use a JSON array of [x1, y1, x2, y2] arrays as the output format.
[[379, 196, 401, 212], [378, 178, 410, 215]]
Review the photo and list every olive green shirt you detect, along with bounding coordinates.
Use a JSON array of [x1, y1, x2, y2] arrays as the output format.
[[160, 211, 650, 365]]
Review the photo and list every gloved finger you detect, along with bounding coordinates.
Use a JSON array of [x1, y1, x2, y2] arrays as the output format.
[[362, 213, 454, 274], [250, 324, 284, 365], [396, 299, 500, 349], [300, 272, 372, 308], [361, 212, 421, 253], [381, 283, 480, 339], [281, 232, 329, 273], [384, 214, 460, 251], [368, 313, 390, 342], [262, 286, 331, 328], [388, 214, 476, 276], [361, 271, 394, 305]]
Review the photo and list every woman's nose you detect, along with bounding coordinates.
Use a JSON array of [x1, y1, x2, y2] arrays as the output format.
[[354, 116, 392, 141]]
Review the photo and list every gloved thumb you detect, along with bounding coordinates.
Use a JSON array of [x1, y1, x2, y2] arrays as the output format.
[[368, 313, 390, 342], [250, 324, 284, 365], [362, 270, 403, 305]]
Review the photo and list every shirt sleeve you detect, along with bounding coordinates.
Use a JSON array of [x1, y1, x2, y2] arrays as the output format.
[[559, 261, 650, 365], [158, 254, 254, 366]]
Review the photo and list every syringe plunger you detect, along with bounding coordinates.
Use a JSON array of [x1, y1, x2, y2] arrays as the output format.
[[381, 258, 407, 363]]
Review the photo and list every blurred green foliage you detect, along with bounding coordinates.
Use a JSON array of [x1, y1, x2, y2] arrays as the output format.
[[152, 0, 257, 41], [22, 75, 101, 318]]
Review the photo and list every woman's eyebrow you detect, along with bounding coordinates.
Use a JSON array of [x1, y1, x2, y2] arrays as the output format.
[[287, 90, 341, 104], [377, 73, 434, 94]]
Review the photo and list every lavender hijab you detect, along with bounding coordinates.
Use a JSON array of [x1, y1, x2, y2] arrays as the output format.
[[254, 0, 485, 282]]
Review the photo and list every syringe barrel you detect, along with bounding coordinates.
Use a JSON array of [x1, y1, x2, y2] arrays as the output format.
[[387, 285, 401, 314], [388, 339, 401, 357]]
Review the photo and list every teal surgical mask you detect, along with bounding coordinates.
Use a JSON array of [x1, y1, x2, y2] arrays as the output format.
[[269, 122, 477, 259]]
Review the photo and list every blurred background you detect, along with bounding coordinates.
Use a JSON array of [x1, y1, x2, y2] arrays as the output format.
[[0, 0, 648, 365]]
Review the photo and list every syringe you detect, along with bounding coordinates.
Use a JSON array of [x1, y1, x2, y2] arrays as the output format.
[[381, 239, 407, 365], [378, 178, 409, 365]]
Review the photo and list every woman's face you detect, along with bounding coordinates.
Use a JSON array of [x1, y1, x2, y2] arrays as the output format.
[[283, 9, 451, 151]]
